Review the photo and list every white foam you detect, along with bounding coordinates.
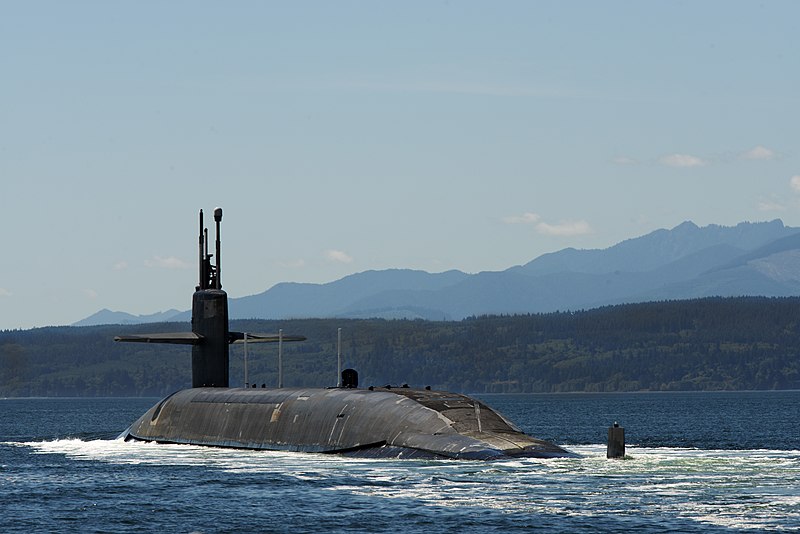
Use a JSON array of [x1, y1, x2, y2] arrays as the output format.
[[9, 438, 799, 530]]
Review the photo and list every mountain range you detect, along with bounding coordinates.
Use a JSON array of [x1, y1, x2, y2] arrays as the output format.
[[74, 219, 800, 326]]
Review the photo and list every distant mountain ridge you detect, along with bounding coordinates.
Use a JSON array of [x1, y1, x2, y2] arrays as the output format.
[[74, 308, 183, 327], [75, 219, 800, 326]]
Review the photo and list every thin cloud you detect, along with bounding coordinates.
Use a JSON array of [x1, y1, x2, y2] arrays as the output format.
[[144, 256, 190, 269], [535, 220, 593, 236], [113, 261, 128, 271], [791, 176, 800, 193], [325, 250, 354, 264], [612, 156, 638, 166], [505, 212, 593, 236], [340, 79, 592, 100], [502, 212, 541, 224], [757, 200, 786, 212], [279, 259, 306, 269], [659, 154, 707, 168], [742, 145, 776, 160], [84, 289, 98, 299], [0, 287, 11, 297]]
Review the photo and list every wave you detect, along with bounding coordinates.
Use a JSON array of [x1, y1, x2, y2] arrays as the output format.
[[7, 439, 799, 474], [8, 439, 800, 457], [4, 438, 798, 532]]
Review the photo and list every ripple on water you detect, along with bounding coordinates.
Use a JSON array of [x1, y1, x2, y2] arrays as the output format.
[[6, 439, 797, 532]]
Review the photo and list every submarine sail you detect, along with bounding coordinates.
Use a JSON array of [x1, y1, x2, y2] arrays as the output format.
[[116, 208, 574, 460]]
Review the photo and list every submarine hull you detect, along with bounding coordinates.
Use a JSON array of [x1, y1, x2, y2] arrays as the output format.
[[117, 209, 575, 460], [122, 387, 574, 460]]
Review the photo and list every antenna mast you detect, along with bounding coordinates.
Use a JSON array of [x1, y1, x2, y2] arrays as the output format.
[[214, 207, 222, 289], [337, 328, 342, 387], [197, 208, 223, 290], [198, 210, 205, 290]]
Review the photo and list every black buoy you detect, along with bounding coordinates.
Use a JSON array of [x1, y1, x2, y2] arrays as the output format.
[[607, 421, 625, 458]]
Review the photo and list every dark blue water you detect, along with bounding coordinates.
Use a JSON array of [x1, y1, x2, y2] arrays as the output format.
[[2, 392, 798, 533], [478, 390, 800, 450]]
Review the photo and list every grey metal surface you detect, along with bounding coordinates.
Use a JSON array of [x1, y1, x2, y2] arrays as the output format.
[[113, 332, 203, 344], [123, 386, 574, 459]]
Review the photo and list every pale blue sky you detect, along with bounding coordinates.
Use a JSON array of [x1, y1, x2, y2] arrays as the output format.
[[1, 1, 798, 329]]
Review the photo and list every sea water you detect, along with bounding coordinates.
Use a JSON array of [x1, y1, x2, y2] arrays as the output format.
[[1, 392, 798, 533]]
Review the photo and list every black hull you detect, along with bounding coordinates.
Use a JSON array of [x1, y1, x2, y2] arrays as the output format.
[[122, 387, 575, 460]]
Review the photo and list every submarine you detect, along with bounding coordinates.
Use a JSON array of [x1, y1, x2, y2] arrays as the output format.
[[116, 208, 574, 460]]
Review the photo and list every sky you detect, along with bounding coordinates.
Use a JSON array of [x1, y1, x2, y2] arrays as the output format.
[[1, 1, 799, 330]]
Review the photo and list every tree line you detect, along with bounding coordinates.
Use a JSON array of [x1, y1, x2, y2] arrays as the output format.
[[1, 296, 799, 396]]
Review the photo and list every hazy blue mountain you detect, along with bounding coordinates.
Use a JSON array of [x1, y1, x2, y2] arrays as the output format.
[[324, 220, 800, 318], [75, 220, 800, 325], [511, 219, 793, 276], [227, 269, 469, 320], [165, 268, 470, 322], [73, 308, 182, 326], [625, 231, 800, 303]]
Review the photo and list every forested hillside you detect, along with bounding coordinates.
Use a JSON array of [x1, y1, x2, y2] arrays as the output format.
[[3, 297, 799, 396]]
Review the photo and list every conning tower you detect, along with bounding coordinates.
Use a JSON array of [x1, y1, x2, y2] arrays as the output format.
[[115, 208, 303, 386], [193, 208, 229, 387]]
